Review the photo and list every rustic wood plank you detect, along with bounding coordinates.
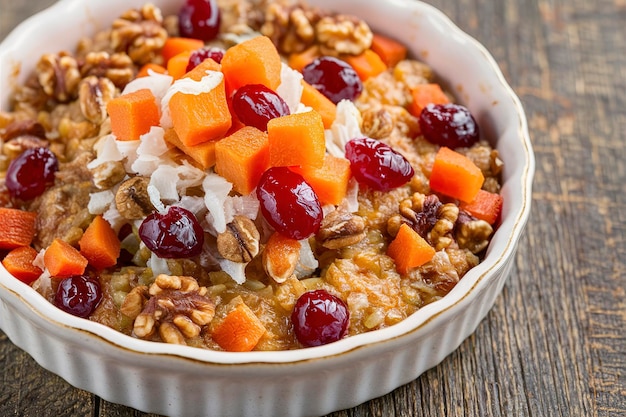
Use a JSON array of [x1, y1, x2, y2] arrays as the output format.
[[1, 0, 625, 416]]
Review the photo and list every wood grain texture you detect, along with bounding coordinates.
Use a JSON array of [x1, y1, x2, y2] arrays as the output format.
[[1, 0, 625, 416]]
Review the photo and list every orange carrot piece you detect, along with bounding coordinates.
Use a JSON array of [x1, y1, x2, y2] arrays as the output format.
[[343, 49, 388, 81], [215, 126, 270, 195], [221, 36, 282, 92], [267, 110, 325, 169], [262, 232, 301, 281], [300, 80, 336, 129], [287, 45, 320, 73], [107, 89, 160, 141], [291, 154, 351, 206], [460, 189, 504, 225], [370, 33, 408, 67], [212, 300, 267, 352], [79, 215, 121, 270], [0, 208, 37, 250], [408, 83, 450, 118], [166, 50, 193, 80], [137, 63, 167, 78], [161, 37, 204, 64], [387, 223, 436, 274], [429, 147, 484, 203], [164, 128, 216, 169], [2, 246, 42, 284], [44, 238, 88, 278], [168, 59, 231, 146]]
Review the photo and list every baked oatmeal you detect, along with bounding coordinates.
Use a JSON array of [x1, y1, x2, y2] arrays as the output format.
[[0, 0, 503, 351]]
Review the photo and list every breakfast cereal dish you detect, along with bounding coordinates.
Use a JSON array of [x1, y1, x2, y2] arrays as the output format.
[[0, 0, 503, 351]]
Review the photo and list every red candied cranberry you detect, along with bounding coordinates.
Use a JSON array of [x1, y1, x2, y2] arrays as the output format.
[[232, 84, 290, 131], [138, 206, 204, 258], [291, 289, 349, 347], [344, 137, 414, 191], [54, 275, 102, 318], [302, 56, 363, 104], [178, 0, 221, 41], [186, 46, 225, 71], [5, 147, 58, 200], [419, 103, 480, 149], [256, 167, 322, 240]]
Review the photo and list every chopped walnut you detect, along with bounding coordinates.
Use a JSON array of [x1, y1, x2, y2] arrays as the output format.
[[110, 4, 168, 65], [393, 60, 436, 90], [130, 274, 215, 345], [429, 203, 459, 251], [361, 107, 394, 139], [455, 212, 493, 254], [80, 52, 135, 89], [1, 135, 48, 161], [216, 215, 260, 263], [316, 206, 366, 250], [36, 52, 81, 102], [1, 120, 46, 142], [115, 176, 155, 220], [261, 2, 324, 54], [315, 14, 372, 56], [78, 76, 116, 125], [90, 161, 127, 190]]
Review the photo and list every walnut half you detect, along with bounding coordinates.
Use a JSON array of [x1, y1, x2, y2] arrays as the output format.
[[125, 274, 216, 345]]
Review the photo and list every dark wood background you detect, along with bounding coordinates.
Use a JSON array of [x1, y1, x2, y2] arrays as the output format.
[[1, 0, 625, 416]]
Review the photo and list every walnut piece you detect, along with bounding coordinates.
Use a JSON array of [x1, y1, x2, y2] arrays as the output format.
[[78, 76, 116, 124], [316, 206, 366, 249], [361, 107, 394, 139], [455, 213, 493, 254], [261, 2, 324, 54], [115, 176, 155, 220], [110, 4, 168, 65], [80, 51, 135, 89], [130, 274, 215, 345], [216, 215, 260, 263], [36, 52, 81, 102], [315, 14, 372, 56]]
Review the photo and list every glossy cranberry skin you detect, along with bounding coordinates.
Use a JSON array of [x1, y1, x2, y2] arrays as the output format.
[[5, 147, 58, 200], [256, 167, 322, 240], [345, 137, 414, 191], [178, 0, 221, 41], [232, 84, 290, 131], [419, 103, 480, 149], [186, 46, 225, 71], [302, 56, 363, 104], [291, 289, 349, 347], [54, 275, 102, 318], [138, 206, 204, 258]]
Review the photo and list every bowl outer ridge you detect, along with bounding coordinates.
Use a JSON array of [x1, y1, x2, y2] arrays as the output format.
[[0, 0, 534, 415]]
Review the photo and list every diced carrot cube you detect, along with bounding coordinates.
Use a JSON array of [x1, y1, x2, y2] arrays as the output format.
[[267, 110, 325, 169], [107, 89, 160, 141]]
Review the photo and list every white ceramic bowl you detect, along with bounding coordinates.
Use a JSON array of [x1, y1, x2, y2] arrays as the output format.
[[0, 0, 534, 415]]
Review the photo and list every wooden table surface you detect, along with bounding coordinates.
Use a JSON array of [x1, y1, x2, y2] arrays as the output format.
[[1, 0, 625, 416]]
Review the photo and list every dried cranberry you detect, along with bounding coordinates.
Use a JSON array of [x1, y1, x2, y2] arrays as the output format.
[[178, 0, 221, 41], [345, 137, 414, 191], [256, 167, 322, 240], [291, 289, 349, 347], [54, 275, 102, 318], [419, 103, 479, 149], [5, 147, 58, 200], [302, 56, 362, 104], [186, 46, 225, 71], [138, 206, 204, 258], [232, 84, 290, 131]]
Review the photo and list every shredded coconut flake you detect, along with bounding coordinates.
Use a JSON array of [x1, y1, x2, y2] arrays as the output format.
[[160, 70, 224, 128], [147, 184, 166, 213], [87, 134, 122, 169], [218, 258, 247, 284], [325, 99, 363, 157], [202, 172, 233, 234], [223, 194, 260, 222], [122, 71, 173, 106], [149, 165, 181, 204], [148, 251, 171, 276], [102, 204, 126, 233], [294, 238, 319, 278], [345, 178, 360, 213], [277, 63, 304, 113], [88, 189, 115, 215], [174, 195, 207, 218]]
